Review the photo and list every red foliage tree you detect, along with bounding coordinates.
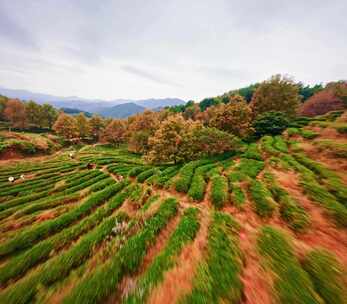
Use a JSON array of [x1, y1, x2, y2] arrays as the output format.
[[4, 99, 27, 129], [299, 87, 346, 117]]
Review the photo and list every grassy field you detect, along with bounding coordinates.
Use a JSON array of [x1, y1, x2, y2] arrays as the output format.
[[0, 114, 346, 303]]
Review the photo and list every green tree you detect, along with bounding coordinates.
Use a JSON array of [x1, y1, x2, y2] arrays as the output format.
[[252, 111, 289, 137], [298, 83, 323, 101], [41, 104, 58, 129], [25, 100, 42, 127], [191, 127, 241, 156], [250, 74, 301, 117]]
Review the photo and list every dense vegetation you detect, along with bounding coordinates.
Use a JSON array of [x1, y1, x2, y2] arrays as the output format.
[[0, 75, 346, 303]]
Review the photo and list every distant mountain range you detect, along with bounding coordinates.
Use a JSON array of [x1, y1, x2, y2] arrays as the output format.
[[0, 87, 186, 118]]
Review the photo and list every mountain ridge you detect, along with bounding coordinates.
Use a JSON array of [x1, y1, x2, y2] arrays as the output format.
[[0, 86, 185, 118]]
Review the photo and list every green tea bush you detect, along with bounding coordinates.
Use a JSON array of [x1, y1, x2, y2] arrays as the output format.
[[124, 208, 200, 303], [257, 226, 322, 304], [210, 175, 229, 208], [242, 143, 263, 160], [0, 212, 129, 304], [302, 249, 347, 304], [263, 172, 310, 231], [249, 180, 276, 218], [137, 168, 159, 183], [0, 184, 122, 258], [62, 198, 178, 304], [0, 180, 129, 285], [273, 135, 288, 153], [180, 212, 242, 303], [175, 160, 210, 193]]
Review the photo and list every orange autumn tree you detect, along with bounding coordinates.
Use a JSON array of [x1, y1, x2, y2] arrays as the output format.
[[208, 95, 253, 137], [89, 114, 105, 141], [52, 112, 79, 140], [250, 74, 301, 118], [145, 114, 201, 163], [102, 119, 127, 146], [127, 110, 159, 154], [4, 99, 27, 130], [76, 113, 91, 139]]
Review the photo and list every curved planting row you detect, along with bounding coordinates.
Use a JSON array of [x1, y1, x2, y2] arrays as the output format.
[[124, 207, 200, 303], [180, 212, 243, 303], [61, 197, 179, 304], [175, 160, 211, 193], [0, 180, 130, 287], [257, 226, 322, 303], [0, 183, 121, 258]]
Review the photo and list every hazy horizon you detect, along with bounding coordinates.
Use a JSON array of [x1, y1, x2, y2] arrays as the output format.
[[1, 0, 346, 101]]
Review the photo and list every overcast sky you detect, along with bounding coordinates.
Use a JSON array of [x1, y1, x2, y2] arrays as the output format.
[[0, 0, 346, 101]]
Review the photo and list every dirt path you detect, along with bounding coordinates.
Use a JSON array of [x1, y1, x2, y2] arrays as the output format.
[[147, 208, 210, 304], [272, 169, 347, 268]]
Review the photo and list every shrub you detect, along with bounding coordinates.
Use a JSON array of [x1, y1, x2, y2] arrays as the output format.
[[124, 208, 200, 303], [300, 129, 319, 139], [263, 172, 310, 231], [180, 212, 242, 303], [230, 184, 246, 207], [273, 136, 288, 153], [62, 198, 178, 304], [175, 160, 210, 193], [252, 111, 289, 137], [137, 168, 159, 183], [0, 184, 122, 258], [249, 180, 276, 218], [242, 143, 263, 160], [257, 226, 322, 304], [302, 249, 347, 304], [210, 175, 228, 208]]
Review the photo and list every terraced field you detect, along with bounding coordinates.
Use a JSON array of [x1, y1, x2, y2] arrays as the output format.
[[0, 112, 346, 304]]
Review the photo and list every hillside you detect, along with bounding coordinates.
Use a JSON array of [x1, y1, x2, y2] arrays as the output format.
[[98, 102, 146, 118], [0, 110, 346, 303]]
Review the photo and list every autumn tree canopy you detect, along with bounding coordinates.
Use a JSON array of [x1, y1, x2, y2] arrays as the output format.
[[145, 115, 200, 164], [89, 114, 105, 141], [127, 110, 159, 154], [52, 112, 79, 140], [4, 99, 27, 129], [102, 119, 127, 146], [76, 113, 91, 139], [299, 85, 346, 117], [207, 96, 253, 137], [145, 114, 240, 164], [250, 75, 301, 117]]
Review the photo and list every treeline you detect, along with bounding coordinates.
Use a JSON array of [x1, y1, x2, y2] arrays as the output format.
[[1, 75, 346, 163], [0, 97, 58, 131]]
